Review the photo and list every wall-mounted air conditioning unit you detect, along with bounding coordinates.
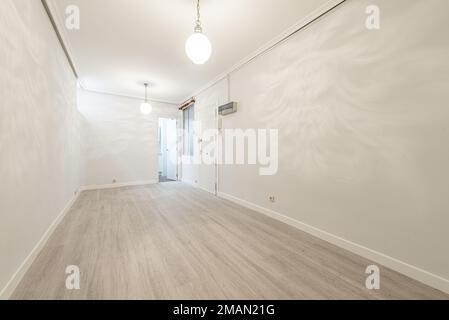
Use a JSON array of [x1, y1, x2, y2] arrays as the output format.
[[218, 102, 237, 116]]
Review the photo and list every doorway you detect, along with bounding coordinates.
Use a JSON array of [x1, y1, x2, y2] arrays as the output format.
[[158, 118, 178, 183], [197, 103, 218, 195]]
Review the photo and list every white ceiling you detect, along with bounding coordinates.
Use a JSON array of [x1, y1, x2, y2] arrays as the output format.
[[49, 0, 329, 104]]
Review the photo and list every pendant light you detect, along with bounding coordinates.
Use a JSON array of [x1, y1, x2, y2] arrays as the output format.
[[140, 83, 152, 115], [185, 0, 211, 65]]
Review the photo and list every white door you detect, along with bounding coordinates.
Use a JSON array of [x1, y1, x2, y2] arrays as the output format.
[[198, 104, 217, 194], [166, 119, 178, 181]]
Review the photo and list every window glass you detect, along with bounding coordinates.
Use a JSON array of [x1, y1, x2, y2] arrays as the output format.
[[183, 105, 194, 156]]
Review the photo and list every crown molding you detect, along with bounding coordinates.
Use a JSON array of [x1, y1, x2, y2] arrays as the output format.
[[41, 0, 79, 78], [80, 87, 179, 106], [43, 0, 347, 107]]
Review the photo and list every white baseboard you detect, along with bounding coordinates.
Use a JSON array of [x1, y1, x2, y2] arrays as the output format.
[[181, 179, 216, 196], [218, 191, 449, 295], [180, 179, 199, 189], [0, 190, 81, 300], [79, 180, 158, 191]]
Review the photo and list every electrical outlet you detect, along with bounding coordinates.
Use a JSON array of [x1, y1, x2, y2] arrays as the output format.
[[269, 196, 276, 203]]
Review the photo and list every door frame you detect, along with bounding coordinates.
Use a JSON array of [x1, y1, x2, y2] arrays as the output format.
[[158, 117, 179, 182]]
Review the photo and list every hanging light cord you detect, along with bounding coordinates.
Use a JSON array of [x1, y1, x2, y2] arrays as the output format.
[[144, 83, 148, 103], [197, 0, 201, 23], [195, 0, 202, 33]]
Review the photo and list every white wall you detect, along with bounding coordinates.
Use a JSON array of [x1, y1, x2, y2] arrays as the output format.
[[181, 78, 228, 189], [184, 0, 449, 289], [0, 0, 80, 295], [78, 90, 178, 187]]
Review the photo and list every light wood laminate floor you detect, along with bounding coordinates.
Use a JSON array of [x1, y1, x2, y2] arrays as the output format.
[[12, 183, 448, 299]]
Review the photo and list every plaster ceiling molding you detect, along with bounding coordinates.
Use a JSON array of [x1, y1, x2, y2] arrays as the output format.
[[46, 0, 336, 103]]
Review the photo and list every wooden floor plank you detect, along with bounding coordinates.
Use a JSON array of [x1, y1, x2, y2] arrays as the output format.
[[11, 183, 448, 300]]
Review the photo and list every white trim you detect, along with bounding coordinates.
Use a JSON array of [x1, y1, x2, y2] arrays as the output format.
[[80, 87, 179, 106], [44, 0, 80, 77], [180, 179, 198, 187], [180, 0, 346, 103], [79, 180, 158, 192], [0, 191, 81, 300], [217, 191, 449, 295], [182, 177, 217, 195], [197, 184, 216, 196], [182, 179, 215, 196]]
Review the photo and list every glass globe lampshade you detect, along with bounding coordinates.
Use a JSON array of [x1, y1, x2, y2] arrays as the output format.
[[185, 32, 212, 65], [140, 102, 152, 115]]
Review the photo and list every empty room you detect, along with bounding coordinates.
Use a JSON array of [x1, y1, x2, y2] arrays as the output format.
[[1, 0, 449, 305]]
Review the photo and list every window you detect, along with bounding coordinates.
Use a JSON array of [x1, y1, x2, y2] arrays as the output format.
[[183, 105, 194, 156]]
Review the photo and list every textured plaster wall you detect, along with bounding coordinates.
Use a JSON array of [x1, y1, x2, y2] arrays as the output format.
[[0, 0, 80, 291], [187, 0, 449, 281]]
